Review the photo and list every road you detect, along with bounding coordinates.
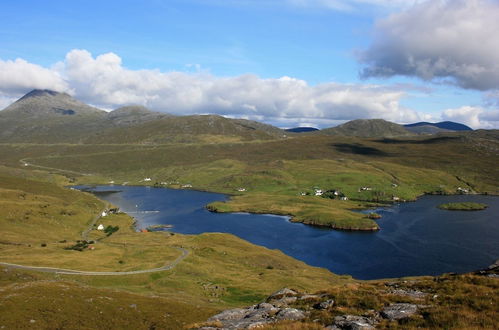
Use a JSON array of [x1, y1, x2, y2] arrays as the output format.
[[0, 247, 189, 276]]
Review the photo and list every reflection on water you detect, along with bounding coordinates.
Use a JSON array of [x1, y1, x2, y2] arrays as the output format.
[[77, 185, 499, 280]]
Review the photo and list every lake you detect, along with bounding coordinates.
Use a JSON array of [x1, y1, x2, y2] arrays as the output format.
[[78, 185, 499, 280]]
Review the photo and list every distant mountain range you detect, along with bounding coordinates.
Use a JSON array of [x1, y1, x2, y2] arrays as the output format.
[[0, 89, 476, 143], [285, 127, 319, 133], [404, 121, 472, 134]]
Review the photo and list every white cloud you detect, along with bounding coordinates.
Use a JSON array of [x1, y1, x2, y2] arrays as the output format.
[[0, 58, 69, 95], [360, 0, 499, 91], [442, 106, 499, 129], [0, 49, 425, 127]]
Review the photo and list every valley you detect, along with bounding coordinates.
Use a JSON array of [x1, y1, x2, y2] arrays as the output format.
[[0, 90, 498, 329]]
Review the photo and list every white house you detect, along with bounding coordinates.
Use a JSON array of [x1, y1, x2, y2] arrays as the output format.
[[237, 188, 246, 192], [314, 189, 323, 196], [101, 211, 107, 217], [97, 224, 105, 230], [144, 178, 152, 182]]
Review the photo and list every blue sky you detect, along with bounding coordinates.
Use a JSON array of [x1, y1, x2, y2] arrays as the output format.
[[0, 0, 498, 128]]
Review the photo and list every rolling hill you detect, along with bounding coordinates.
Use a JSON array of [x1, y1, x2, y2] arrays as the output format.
[[321, 119, 414, 138]]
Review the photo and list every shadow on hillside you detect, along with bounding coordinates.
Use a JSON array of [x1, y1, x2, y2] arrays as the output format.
[[374, 136, 460, 144], [332, 143, 390, 156]]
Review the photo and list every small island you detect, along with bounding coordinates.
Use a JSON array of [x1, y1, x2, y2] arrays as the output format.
[[438, 202, 488, 211]]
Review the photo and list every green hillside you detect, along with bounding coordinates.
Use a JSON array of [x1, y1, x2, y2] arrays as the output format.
[[321, 119, 414, 138]]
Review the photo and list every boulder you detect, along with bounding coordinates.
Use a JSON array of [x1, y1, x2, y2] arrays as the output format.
[[381, 303, 418, 320], [276, 308, 306, 321], [314, 299, 334, 310], [389, 288, 427, 299], [271, 296, 297, 307], [208, 308, 250, 322], [267, 288, 298, 301], [329, 315, 376, 330]]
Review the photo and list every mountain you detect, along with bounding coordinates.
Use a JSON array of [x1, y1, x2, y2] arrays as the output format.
[[285, 127, 319, 133], [321, 119, 413, 138], [0, 89, 107, 143], [0, 90, 286, 144], [404, 121, 472, 134]]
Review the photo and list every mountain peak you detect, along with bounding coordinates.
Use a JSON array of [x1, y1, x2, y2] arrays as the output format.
[[1, 89, 104, 118], [18, 89, 66, 101]]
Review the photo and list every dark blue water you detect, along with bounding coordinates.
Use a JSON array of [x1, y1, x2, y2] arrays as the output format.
[[78, 185, 499, 280]]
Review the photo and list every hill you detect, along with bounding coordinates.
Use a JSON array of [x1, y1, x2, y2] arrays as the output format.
[[321, 119, 413, 138], [86, 114, 287, 144], [107, 105, 169, 126], [0, 90, 286, 143], [404, 121, 472, 134]]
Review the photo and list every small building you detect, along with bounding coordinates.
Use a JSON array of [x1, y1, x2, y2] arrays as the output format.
[[314, 189, 323, 196], [236, 187, 246, 192], [182, 184, 192, 188], [97, 224, 105, 230], [340, 196, 348, 201], [109, 180, 115, 184], [392, 196, 400, 201], [101, 211, 107, 217], [144, 178, 152, 182]]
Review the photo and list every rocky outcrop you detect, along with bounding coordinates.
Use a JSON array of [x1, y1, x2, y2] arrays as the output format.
[[201, 300, 306, 329], [198, 287, 425, 329], [380, 303, 419, 320], [328, 315, 376, 329]]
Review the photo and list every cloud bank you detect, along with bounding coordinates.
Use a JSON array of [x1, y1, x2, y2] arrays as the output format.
[[1, 49, 498, 128], [360, 0, 499, 91], [0, 49, 424, 127]]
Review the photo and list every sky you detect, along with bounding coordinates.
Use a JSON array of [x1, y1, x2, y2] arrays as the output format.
[[1, 0, 498, 129]]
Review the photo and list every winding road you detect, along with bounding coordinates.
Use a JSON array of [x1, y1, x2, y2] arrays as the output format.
[[0, 247, 189, 276]]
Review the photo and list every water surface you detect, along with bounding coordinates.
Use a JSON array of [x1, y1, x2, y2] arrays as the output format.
[[79, 185, 499, 280]]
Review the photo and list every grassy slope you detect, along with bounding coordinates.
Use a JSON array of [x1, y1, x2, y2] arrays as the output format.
[[256, 272, 499, 330], [0, 171, 342, 320]]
